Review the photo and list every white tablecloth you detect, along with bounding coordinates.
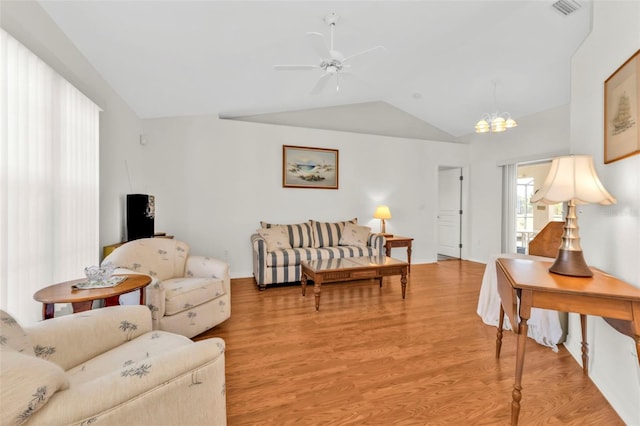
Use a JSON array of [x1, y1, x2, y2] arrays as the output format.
[[476, 253, 566, 351]]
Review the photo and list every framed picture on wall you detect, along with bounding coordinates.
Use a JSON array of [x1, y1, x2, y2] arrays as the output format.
[[282, 145, 339, 189], [604, 49, 640, 164]]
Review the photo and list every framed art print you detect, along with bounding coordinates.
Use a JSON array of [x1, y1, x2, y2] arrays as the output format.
[[282, 145, 338, 189], [604, 49, 640, 164]]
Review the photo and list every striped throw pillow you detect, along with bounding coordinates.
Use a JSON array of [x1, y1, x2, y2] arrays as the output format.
[[260, 221, 314, 248], [310, 218, 357, 248]]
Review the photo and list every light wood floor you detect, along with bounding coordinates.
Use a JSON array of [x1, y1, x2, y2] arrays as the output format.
[[195, 260, 623, 425]]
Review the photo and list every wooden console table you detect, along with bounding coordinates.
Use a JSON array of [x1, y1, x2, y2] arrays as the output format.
[[33, 274, 151, 320], [495, 257, 640, 425], [384, 236, 413, 272]]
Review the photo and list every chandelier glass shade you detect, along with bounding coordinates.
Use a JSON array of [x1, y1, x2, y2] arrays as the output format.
[[475, 112, 518, 133], [475, 81, 517, 134]]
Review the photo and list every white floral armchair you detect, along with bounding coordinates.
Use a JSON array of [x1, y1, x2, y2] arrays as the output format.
[[102, 238, 230, 338], [0, 305, 226, 425]]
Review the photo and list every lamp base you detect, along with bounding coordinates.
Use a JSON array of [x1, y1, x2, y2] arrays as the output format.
[[549, 249, 593, 277]]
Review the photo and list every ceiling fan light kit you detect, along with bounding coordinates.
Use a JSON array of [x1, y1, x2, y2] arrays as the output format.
[[274, 12, 384, 94]]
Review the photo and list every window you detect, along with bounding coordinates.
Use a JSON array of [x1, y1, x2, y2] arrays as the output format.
[[516, 177, 535, 232], [0, 29, 100, 325]]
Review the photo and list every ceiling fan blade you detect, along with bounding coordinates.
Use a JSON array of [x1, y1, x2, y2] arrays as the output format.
[[310, 73, 332, 95], [343, 45, 385, 62], [306, 32, 331, 59], [274, 65, 319, 71]]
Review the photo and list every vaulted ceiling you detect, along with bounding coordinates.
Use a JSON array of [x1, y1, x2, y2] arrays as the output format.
[[38, 0, 592, 140]]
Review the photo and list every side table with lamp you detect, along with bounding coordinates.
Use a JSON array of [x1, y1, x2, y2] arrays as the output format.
[[373, 205, 414, 272], [492, 155, 640, 425]]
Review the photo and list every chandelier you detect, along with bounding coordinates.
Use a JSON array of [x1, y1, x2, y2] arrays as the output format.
[[475, 82, 517, 134]]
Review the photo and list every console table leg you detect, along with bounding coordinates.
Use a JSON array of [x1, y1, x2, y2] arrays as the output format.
[[496, 305, 505, 358], [580, 314, 589, 375], [511, 319, 529, 426]]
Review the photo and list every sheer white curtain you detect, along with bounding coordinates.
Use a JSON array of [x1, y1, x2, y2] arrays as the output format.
[[0, 29, 100, 325], [501, 163, 517, 254]]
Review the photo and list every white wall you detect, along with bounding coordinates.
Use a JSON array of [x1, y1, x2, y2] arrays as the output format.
[[138, 116, 470, 277], [0, 1, 144, 262], [566, 1, 640, 423], [461, 104, 571, 263]]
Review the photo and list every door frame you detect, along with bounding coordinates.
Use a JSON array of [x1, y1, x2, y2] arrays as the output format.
[[436, 165, 470, 260]]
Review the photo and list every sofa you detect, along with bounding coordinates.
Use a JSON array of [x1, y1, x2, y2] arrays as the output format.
[[102, 237, 230, 339], [251, 218, 386, 289], [0, 305, 226, 426]]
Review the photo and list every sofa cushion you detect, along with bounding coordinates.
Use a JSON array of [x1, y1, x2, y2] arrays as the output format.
[[163, 277, 226, 316], [257, 226, 292, 251], [0, 347, 69, 426], [265, 246, 375, 267], [0, 309, 34, 355], [339, 223, 371, 248], [261, 221, 314, 248], [310, 218, 357, 248]]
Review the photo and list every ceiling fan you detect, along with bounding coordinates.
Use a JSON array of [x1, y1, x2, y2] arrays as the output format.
[[274, 12, 385, 94]]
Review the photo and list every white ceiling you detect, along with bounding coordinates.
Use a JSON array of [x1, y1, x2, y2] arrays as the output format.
[[38, 0, 592, 139]]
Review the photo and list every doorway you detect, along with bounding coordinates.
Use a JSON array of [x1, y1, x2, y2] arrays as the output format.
[[514, 162, 563, 254], [437, 167, 463, 259]]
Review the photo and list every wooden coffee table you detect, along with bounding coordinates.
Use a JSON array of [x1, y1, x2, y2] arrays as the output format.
[[33, 274, 152, 320], [301, 256, 408, 310]]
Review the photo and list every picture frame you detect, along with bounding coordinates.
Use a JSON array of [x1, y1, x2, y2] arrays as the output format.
[[604, 49, 640, 164], [282, 145, 339, 189]]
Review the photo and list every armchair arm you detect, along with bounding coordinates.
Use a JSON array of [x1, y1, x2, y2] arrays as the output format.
[[111, 267, 165, 325], [186, 256, 231, 295], [25, 305, 152, 371], [368, 233, 386, 256], [251, 233, 268, 287], [185, 256, 229, 280], [28, 338, 226, 425]]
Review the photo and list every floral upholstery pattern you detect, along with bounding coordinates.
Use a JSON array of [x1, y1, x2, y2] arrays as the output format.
[[339, 223, 372, 248], [0, 309, 33, 355], [0, 306, 227, 426], [103, 238, 230, 338]]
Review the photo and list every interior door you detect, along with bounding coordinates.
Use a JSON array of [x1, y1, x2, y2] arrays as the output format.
[[438, 167, 462, 258]]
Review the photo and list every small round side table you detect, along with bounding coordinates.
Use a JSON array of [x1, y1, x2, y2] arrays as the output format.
[[33, 274, 152, 320]]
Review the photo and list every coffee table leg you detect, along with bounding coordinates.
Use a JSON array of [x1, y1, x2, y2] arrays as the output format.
[[401, 267, 407, 299], [314, 278, 322, 311], [301, 274, 307, 296]]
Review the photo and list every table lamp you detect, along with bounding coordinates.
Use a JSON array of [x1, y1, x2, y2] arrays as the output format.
[[373, 205, 392, 237], [530, 155, 616, 277]]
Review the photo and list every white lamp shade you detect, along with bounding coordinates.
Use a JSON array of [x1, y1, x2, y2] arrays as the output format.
[[530, 155, 616, 205], [373, 205, 392, 219]]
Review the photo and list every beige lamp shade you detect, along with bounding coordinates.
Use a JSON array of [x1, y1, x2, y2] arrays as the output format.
[[373, 205, 392, 236], [530, 155, 616, 205], [530, 154, 616, 278], [373, 205, 392, 220]]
